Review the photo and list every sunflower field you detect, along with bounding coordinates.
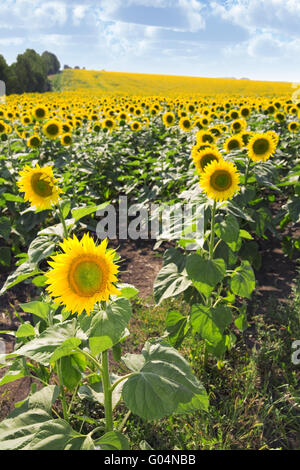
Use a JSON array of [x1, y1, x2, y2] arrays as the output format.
[[0, 71, 299, 451]]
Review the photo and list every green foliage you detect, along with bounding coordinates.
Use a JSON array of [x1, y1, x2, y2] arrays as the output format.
[[0, 49, 60, 95]]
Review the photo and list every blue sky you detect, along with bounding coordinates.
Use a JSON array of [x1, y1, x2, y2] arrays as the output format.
[[0, 0, 299, 82]]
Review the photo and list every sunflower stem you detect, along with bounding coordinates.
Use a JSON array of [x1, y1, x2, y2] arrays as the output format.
[[57, 359, 69, 422], [57, 202, 69, 239], [244, 157, 251, 187], [101, 350, 113, 433], [209, 200, 217, 260]]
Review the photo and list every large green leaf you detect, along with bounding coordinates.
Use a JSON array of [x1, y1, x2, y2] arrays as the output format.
[[153, 263, 192, 305], [78, 373, 124, 411], [95, 431, 130, 450], [85, 297, 132, 355], [0, 385, 60, 450], [186, 254, 226, 297], [72, 202, 109, 222], [27, 236, 57, 264], [0, 261, 40, 295], [165, 310, 188, 348], [122, 341, 208, 420], [15, 322, 36, 338], [190, 305, 223, 345], [14, 320, 81, 365], [230, 261, 255, 299], [215, 214, 240, 244], [0, 409, 53, 450], [19, 300, 50, 322], [25, 419, 84, 450], [0, 359, 28, 386]]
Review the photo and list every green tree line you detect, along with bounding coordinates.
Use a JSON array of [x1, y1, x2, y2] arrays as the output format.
[[0, 49, 60, 95]]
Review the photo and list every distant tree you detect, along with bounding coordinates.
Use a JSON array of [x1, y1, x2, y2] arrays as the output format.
[[74, 66, 80, 69], [64, 64, 72, 69], [6, 63, 23, 94], [0, 49, 61, 94], [13, 49, 50, 93], [41, 51, 60, 75], [0, 54, 9, 83]]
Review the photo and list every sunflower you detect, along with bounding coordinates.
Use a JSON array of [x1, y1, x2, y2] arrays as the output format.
[[45, 234, 120, 315], [224, 135, 244, 152], [134, 107, 143, 117], [62, 122, 72, 134], [186, 103, 196, 114], [17, 164, 61, 210], [196, 130, 215, 145], [230, 118, 247, 134], [229, 109, 240, 120], [247, 133, 277, 162], [200, 117, 210, 128], [149, 107, 158, 116], [240, 106, 251, 119], [61, 133, 73, 146], [21, 115, 32, 125], [162, 112, 175, 127], [0, 120, 6, 134], [27, 134, 41, 149], [5, 124, 12, 135], [200, 159, 240, 202], [265, 130, 279, 146], [288, 121, 299, 133], [240, 131, 253, 146], [179, 117, 192, 131], [192, 147, 222, 174], [118, 112, 129, 123], [33, 105, 48, 121], [274, 112, 285, 123], [43, 119, 62, 139], [141, 116, 149, 127], [102, 118, 116, 133], [130, 121, 141, 132]]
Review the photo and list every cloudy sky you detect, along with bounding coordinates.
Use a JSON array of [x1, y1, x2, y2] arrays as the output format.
[[0, 0, 299, 82]]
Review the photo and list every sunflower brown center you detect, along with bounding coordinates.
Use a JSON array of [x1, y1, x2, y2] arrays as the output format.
[[35, 108, 46, 118], [252, 138, 270, 155], [227, 139, 241, 150], [202, 134, 213, 143], [210, 170, 232, 192], [46, 123, 59, 136], [63, 135, 72, 144], [69, 258, 103, 297], [200, 154, 219, 170], [31, 172, 54, 197], [30, 136, 41, 147]]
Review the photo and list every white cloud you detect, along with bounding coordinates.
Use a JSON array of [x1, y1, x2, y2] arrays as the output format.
[[0, 37, 24, 46], [97, 0, 206, 32], [247, 33, 283, 58], [223, 31, 300, 64], [101, 21, 154, 57], [0, 0, 68, 29], [33, 34, 73, 47], [178, 0, 205, 32], [72, 5, 88, 25], [33, 2, 68, 27], [211, 0, 300, 37]]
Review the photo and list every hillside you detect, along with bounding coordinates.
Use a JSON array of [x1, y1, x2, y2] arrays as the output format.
[[49, 69, 294, 97]]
